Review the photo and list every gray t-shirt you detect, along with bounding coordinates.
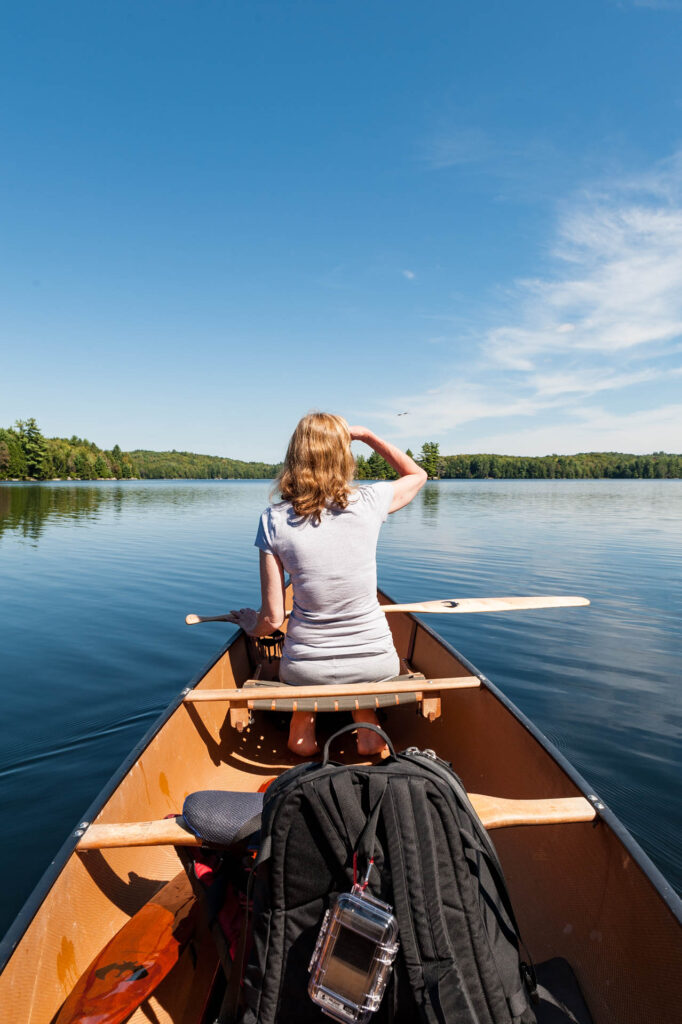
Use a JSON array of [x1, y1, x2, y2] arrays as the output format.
[[255, 482, 395, 660]]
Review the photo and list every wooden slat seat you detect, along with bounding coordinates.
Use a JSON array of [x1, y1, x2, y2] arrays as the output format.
[[240, 672, 428, 712], [76, 795, 596, 850]]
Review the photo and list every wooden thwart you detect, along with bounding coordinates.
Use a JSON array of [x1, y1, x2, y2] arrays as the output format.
[[185, 676, 478, 704], [77, 795, 596, 850], [184, 676, 478, 729], [78, 816, 201, 850]]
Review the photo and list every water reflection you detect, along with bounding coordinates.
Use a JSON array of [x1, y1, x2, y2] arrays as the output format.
[[0, 480, 274, 546], [421, 482, 440, 521], [0, 484, 108, 544]]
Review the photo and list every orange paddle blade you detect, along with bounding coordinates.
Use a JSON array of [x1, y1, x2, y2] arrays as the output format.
[[56, 872, 197, 1024]]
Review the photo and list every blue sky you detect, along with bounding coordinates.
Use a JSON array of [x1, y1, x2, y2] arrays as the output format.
[[2, 0, 681, 460]]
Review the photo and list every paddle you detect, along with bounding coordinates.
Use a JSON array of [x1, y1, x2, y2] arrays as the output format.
[[55, 871, 198, 1024], [185, 595, 589, 625]]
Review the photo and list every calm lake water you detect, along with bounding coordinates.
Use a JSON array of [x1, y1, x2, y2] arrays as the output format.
[[0, 479, 681, 937]]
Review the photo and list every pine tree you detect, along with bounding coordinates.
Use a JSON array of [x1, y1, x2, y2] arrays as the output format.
[[354, 454, 370, 479], [16, 418, 48, 479], [367, 452, 387, 478], [419, 441, 442, 479]]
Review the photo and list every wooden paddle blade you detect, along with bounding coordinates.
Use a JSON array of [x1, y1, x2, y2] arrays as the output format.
[[55, 871, 197, 1024], [382, 595, 590, 614]]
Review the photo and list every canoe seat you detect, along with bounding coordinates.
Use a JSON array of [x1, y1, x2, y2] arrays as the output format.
[[76, 793, 597, 850], [242, 672, 426, 711], [183, 674, 482, 730], [182, 790, 263, 846]]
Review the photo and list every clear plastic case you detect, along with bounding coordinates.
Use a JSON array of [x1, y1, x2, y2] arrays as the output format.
[[308, 884, 400, 1023]]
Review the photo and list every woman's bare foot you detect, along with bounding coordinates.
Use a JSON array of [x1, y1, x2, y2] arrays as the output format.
[[288, 711, 319, 757], [352, 710, 388, 757]]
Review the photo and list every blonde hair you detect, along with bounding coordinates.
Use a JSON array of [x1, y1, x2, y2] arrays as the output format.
[[277, 412, 355, 523]]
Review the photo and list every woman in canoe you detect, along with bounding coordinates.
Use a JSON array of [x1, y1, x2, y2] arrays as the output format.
[[226, 413, 427, 756]]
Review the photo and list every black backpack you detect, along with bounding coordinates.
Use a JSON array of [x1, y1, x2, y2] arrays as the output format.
[[239, 723, 538, 1024]]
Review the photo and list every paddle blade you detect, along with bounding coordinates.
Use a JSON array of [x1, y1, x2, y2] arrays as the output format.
[[55, 872, 197, 1024], [383, 595, 590, 614], [185, 613, 201, 625]]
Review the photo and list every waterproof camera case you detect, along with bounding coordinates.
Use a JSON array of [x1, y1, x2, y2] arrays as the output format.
[[308, 884, 399, 1023]]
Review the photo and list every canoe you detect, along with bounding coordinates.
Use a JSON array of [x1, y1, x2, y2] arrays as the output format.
[[1, 586, 681, 1023]]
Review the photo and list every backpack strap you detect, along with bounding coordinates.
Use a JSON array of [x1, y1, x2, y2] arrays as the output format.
[[349, 773, 388, 877], [381, 777, 477, 1024], [305, 771, 388, 880], [400, 752, 537, 1016]]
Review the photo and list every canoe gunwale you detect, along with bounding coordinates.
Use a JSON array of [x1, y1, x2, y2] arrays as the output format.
[[410, 610, 682, 926], [0, 629, 242, 973]]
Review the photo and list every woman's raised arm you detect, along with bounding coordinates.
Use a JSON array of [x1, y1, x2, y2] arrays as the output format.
[[349, 426, 427, 513]]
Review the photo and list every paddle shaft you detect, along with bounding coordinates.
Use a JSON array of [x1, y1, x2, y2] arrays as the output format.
[[185, 595, 589, 625]]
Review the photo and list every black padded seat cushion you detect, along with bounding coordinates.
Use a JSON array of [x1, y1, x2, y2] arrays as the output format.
[[182, 790, 263, 846]]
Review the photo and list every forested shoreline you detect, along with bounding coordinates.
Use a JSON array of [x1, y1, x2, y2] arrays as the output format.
[[0, 420, 279, 481], [1, 420, 680, 481], [355, 444, 682, 480]]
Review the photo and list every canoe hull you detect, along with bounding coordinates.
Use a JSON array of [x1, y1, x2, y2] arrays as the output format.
[[1, 590, 680, 1023]]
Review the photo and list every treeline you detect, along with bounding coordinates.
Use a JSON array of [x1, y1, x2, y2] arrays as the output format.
[[0, 420, 137, 480], [130, 449, 279, 479], [357, 443, 682, 480], [2, 421, 680, 481], [0, 420, 279, 481], [440, 452, 682, 479]]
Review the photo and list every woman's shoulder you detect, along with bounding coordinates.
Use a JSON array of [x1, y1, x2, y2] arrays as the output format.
[[263, 499, 305, 530], [351, 481, 394, 518], [267, 498, 295, 517], [355, 480, 394, 499]]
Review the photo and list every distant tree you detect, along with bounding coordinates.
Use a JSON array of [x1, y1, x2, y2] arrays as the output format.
[[16, 418, 48, 479], [74, 450, 94, 479], [406, 448, 414, 459], [367, 452, 389, 479], [354, 454, 371, 479], [419, 441, 442, 479]]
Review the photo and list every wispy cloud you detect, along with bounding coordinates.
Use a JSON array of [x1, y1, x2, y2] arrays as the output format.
[[467, 404, 682, 456], [371, 153, 682, 453], [370, 382, 558, 439], [485, 202, 682, 369], [421, 127, 492, 169], [402, 269, 416, 280], [629, 0, 682, 10], [527, 367, 661, 397]]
